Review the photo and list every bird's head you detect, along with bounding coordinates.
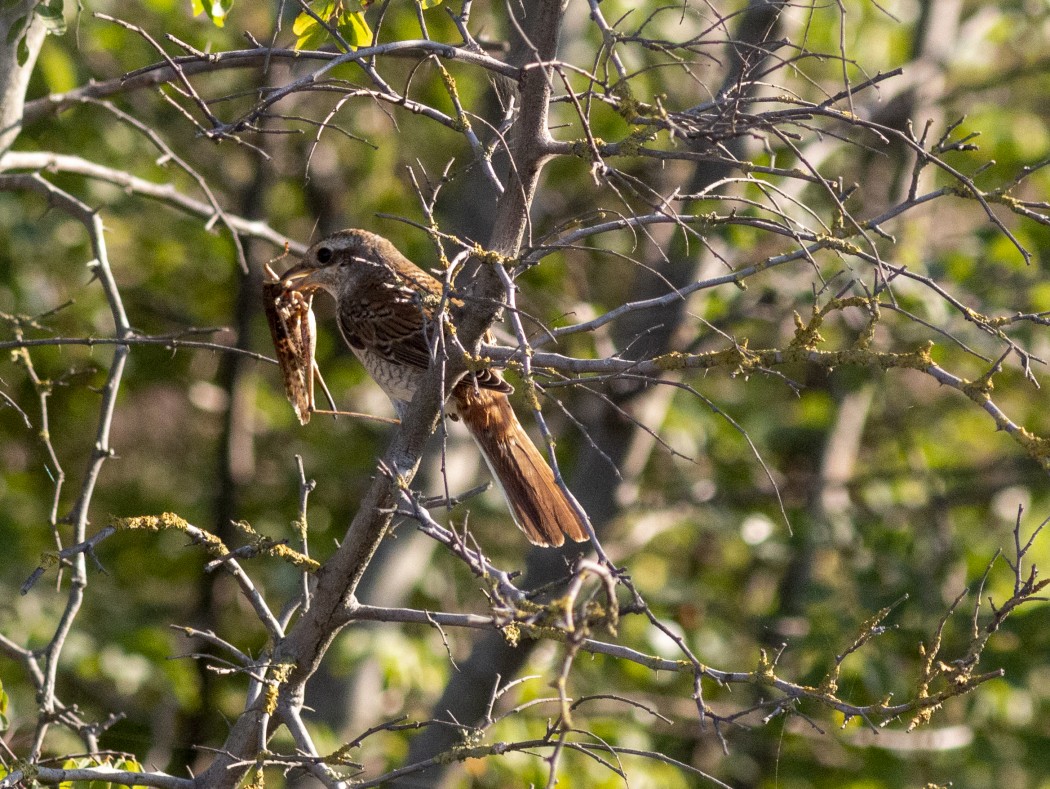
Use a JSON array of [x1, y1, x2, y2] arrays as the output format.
[[280, 229, 402, 297]]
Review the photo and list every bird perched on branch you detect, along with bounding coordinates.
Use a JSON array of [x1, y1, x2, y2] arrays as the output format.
[[278, 229, 589, 548]]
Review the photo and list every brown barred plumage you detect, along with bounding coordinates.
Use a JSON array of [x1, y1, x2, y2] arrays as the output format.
[[277, 229, 588, 547]]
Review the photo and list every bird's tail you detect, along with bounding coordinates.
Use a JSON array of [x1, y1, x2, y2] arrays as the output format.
[[455, 387, 589, 547]]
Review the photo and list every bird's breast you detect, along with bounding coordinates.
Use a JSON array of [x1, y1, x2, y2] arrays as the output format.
[[352, 346, 422, 404]]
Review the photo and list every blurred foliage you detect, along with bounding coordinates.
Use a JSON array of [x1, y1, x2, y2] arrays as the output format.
[[2, 0, 1050, 788]]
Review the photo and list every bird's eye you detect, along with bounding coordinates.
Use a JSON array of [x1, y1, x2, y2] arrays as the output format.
[[316, 247, 333, 264]]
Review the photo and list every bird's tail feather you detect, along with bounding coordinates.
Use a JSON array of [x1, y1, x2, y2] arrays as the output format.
[[456, 388, 588, 547]]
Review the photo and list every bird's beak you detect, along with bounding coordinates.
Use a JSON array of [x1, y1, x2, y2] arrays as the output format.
[[279, 262, 322, 292]]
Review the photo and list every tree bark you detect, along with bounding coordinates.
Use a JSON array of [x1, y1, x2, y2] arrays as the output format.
[[0, 3, 45, 155]]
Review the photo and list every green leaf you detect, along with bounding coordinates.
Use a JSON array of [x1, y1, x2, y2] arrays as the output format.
[[59, 757, 85, 789], [293, 2, 371, 51], [418, 0, 444, 8], [36, 0, 66, 35], [291, 3, 325, 37], [57, 757, 146, 789], [293, 15, 327, 51], [5, 12, 27, 44], [208, 0, 233, 27], [291, 11, 312, 36], [190, 0, 232, 27], [291, 0, 333, 49], [16, 34, 29, 66], [337, 11, 372, 49], [115, 759, 151, 789]]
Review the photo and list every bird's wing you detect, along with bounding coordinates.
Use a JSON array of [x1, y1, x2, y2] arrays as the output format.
[[339, 268, 513, 394], [339, 280, 434, 371]]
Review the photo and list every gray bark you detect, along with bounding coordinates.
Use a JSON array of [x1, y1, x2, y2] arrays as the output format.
[[0, 2, 45, 155]]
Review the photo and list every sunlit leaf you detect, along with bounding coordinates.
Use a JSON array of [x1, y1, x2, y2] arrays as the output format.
[[292, 1, 335, 37], [209, 0, 231, 27], [59, 757, 91, 789], [54, 757, 154, 789], [338, 11, 372, 49], [189, 0, 232, 27], [292, 15, 326, 51], [293, 1, 371, 51], [113, 759, 150, 789]]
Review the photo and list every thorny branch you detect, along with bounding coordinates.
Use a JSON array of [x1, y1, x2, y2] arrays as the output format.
[[0, 172, 133, 760]]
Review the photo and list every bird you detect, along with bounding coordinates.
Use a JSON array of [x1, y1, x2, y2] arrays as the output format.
[[278, 229, 589, 548]]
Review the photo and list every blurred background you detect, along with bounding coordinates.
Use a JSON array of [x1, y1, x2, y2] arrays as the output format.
[[2, 1, 1050, 786]]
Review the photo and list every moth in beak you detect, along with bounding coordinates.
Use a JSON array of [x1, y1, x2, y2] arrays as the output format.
[[262, 261, 318, 425]]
